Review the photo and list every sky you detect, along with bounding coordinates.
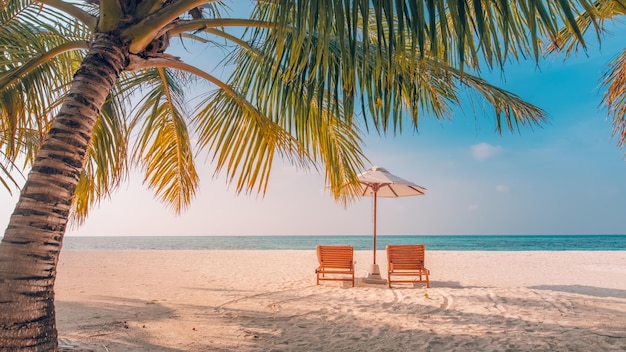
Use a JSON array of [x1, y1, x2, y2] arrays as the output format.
[[1, 9, 625, 237]]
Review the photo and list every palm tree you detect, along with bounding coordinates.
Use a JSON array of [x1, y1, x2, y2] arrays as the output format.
[[549, 0, 626, 149], [0, 0, 600, 350]]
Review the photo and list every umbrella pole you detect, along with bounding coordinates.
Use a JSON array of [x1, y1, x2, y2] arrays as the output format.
[[373, 191, 377, 265], [364, 189, 386, 284]]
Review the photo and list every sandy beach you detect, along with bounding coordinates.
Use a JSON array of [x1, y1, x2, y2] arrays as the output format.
[[55, 250, 626, 351]]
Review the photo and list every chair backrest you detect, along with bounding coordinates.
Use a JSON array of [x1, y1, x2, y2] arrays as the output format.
[[316, 245, 354, 269], [387, 244, 426, 270]]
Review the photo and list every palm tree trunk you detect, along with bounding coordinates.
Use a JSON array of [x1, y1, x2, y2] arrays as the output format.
[[0, 33, 128, 351]]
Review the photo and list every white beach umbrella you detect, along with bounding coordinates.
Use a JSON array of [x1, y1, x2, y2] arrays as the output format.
[[343, 166, 426, 283]]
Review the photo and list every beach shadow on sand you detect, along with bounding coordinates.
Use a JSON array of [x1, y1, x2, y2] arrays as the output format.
[[55, 284, 626, 352], [530, 285, 626, 298], [56, 297, 185, 352], [427, 281, 483, 289]]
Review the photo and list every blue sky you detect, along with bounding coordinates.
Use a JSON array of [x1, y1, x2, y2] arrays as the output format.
[[1, 11, 625, 237]]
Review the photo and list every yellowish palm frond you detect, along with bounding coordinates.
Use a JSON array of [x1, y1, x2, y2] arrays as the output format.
[[547, 0, 625, 55], [130, 67, 199, 213], [548, 0, 626, 151], [0, 0, 92, 193], [71, 87, 130, 225], [193, 87, 311, 195], [601, 48, 626, 147]]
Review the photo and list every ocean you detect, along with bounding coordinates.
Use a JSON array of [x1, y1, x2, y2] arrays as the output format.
[[59, 234, 626, 251]]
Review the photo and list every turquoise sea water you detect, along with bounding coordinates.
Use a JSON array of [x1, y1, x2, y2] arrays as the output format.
[[60, 234, 626, 251]]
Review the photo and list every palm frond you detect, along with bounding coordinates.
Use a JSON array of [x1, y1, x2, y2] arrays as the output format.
[[235, 6, 547, 133], [0, 133, 26, 195], [193, 87, 311, 194], [411, 59, 547, 133], [211, 1, 565, 195], [243, 1, 591, 135], [547, 0, 626, 55], [130, 68, 199, 213], [1, 0, 91, 166], [199, 30, 369, 196], [254, 1, 596, 74], [546, 0, 626, 151], [0, 163, 21, 195], [601, 47, 626, 148], [34, 0, 98, 29], [70, 84, 130, 225]]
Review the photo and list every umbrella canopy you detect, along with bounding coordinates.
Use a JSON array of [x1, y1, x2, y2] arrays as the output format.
[[354, 166, 426, 198], [343, 166, 426, 265]]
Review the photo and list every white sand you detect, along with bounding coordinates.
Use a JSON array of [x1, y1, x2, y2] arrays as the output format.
[[55, 250, 626, 351]]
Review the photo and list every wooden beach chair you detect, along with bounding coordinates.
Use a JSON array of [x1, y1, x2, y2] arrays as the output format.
[[315, 245, 355, 287], [386, 244, 430, 288]]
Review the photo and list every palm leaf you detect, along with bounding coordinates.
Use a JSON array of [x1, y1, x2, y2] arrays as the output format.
[[601, 48, 626, 147], [71, 83, 130, 224], [546, 0, 626, 151], [130, 68, 199, 213], [547, 0, 626, 55], [1, 0, 92, 193]]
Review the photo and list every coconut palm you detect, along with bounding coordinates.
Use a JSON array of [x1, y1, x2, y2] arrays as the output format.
[[549, 0, 626, 148], [0, 0, 600, 350]]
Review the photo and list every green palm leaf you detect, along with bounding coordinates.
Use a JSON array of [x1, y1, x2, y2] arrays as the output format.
[[547, 0, 626, 150]]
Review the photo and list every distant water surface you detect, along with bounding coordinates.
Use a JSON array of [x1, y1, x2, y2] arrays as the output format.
[[60, 235, 626, 251]]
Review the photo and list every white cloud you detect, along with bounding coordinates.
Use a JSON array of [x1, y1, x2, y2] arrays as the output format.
[[470, 142, 503, 161], [496, 184, 509, 192]]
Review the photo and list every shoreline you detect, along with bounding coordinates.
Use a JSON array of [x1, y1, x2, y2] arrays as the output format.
[[58, 234, 626, 251], [55, 250, 626, 351]]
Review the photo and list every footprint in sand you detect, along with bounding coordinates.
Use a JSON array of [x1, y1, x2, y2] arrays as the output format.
[[487, 291, 508, 314], [532, 290, 571, 314], [437, 290, 454, 310], [381, 290, 402, 309]]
